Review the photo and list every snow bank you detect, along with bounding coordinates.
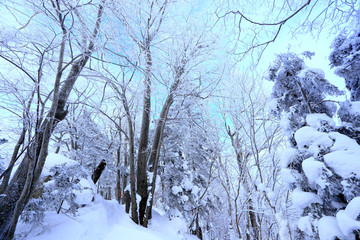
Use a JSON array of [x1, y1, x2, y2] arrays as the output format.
[[16, 197, 197, 240]]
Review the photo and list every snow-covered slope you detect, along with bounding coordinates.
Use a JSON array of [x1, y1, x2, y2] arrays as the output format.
[[16, 196, 198, 240], [15, 153, 197, 240]]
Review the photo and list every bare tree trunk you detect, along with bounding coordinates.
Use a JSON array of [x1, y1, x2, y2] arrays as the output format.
[[116, 118, 122, 203], [0, 3, 104, 238], [137, 41, 152, 226], [122, 143, 128, 205], [116, 145, 121, 203], [128, 116, 138, 223]]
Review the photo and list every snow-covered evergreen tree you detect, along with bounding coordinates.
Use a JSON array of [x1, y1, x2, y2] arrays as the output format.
[[158, 97, 221, 239], [329, 26, 360, 101], [330, 23, 360, 144], [269, 52, 360, 239]]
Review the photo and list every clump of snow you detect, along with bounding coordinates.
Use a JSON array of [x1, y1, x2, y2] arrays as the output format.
[[280, 148, 298, 168], [298, 68, 325, 79], [181, 178, 193, 192], [191, 186, 200, 196], [318, 216, 345, 240], [279, 114, 293, 137], [292, 189, 322, 210], [328, 132, 360, 152], [280, 168, 298, 187], [294, 126, 333, 155], [343, 196, 360, 219], [297, 216, 313, 236], [302, 157, 329, 188], [306, 114, 335, 130], [181, 195, 189, 202], [171, 186, 182, 195], [324, 151, 360, 178], [336, 210, 360, 237], [335, 197, 360, 237], [349, 101, 360, 114]]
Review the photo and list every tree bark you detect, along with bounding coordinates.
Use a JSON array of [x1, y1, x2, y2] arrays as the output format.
[[122, 143, 128, 205]]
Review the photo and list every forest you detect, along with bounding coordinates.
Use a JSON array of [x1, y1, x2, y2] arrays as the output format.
[[0, 0, 360, 239]]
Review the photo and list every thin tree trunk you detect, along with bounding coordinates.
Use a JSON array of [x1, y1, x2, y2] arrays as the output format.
[[128, 116, 138, 223], [122, 143, 128, 205], [116, 118, 122, 203]]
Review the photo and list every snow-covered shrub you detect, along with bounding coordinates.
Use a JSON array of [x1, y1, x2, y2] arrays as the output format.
[[20, 153, 96, 225]]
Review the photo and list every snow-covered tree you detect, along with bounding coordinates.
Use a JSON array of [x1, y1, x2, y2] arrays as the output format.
[[330, 27, 360, 101], [157, 97, 221, 239], [269, 52, 360, 239], [330, 23, 360, 143]]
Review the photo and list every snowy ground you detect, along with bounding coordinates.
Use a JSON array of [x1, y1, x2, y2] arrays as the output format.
[[14, 153, 198, 240], [16, 196, 198, 240]]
